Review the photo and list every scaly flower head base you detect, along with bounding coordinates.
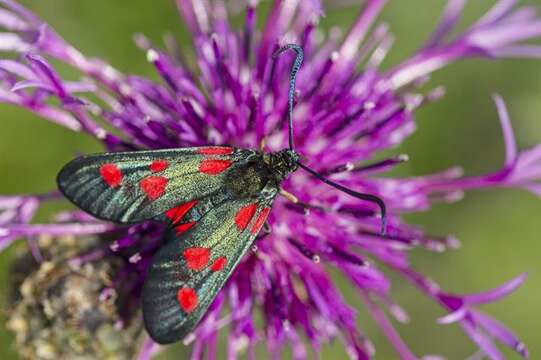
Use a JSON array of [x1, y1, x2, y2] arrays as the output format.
[[1, 0, 541, 359]]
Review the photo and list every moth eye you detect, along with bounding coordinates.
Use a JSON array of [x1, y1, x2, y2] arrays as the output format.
[[150, 159, 168, 172], [177, 287, 198, 313], [234, 203, 258, 231], [99, 163, 123, 187], [198, 159, 232, 175], [140, 176, 168, 200]]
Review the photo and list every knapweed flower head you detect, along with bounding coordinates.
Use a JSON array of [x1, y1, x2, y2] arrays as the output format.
[[7, 235, 143, 360], [1, 0, 541, 359]]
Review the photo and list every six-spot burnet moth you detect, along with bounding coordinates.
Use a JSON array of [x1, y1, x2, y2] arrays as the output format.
[[57, 44, 387, 344]]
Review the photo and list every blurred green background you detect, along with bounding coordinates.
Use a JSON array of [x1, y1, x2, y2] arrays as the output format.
[[1, 0, 540, 359]]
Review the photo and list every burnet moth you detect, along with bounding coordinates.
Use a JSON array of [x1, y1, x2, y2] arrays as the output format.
[[57, 44, 387, 344]]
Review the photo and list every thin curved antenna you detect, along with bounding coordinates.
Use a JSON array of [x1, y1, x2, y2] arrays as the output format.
[[298, 162, 387, 235], [272, 44, 304, 150], [272, 44, 387, 235]]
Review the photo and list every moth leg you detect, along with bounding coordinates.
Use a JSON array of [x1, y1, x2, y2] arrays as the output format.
[[279, 188, 298, 203], [256, 221, 272, 241], [263, 221, 272, 234], [280, 188, 332, 215]]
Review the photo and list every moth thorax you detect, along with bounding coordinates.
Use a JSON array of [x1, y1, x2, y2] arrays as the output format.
[[266, 150, 299, 181]]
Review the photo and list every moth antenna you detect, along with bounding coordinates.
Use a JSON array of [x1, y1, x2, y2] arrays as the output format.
[[272, 45, 386, 233], [273, 44, 304, 150], [298, 162, 387, 235]]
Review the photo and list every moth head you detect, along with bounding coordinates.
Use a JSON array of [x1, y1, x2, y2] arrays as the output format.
[[282, 149, 300, 171], [266, 149, 299, 181]]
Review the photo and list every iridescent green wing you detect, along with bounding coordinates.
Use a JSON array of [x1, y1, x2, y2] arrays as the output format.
[[142, 183, 277, 344], [57, 146, 257, 223]]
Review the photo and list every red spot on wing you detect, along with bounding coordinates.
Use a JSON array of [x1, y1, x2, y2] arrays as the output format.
[[150, 159, 168, 172], [175, 221, 196, 235], [183, 247, 210, 271], [140, 176, 168, 200], [199, 159, 232, 175], [177, 287, 198, 313], [198, 146, 233, 155], [99, 163, 122, 187], [251, 207, 271, 234], [165, 200, 198, 224], [210, 257, 227, 272], [235, 203, 258, 231]]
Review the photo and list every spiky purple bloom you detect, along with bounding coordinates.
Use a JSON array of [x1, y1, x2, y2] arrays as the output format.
[[1, 0, 541, 359]]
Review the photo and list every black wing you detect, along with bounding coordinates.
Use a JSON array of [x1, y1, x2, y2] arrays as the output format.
[[142, 183, 277, 344], [57, 146, 257, 223]]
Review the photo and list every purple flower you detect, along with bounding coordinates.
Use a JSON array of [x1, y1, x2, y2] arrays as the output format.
[[1, 0, 541, 359]]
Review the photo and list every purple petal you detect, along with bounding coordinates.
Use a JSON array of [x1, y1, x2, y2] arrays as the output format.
[[2, 222, 113, 238], [474, 0, 519, 28], [25, 53, 68, 99], [491, 44, 541, 58], [337, 0, 386, 64], [461, 321, 505, 360], [0, 32, 29, 51], [423, 0, 466, 49], [492, 94, 517, 166], [0, 8, 29, 30], [470, 310, 529, 358], [468, 21, 541, 52], [0, 59, 36, 79], [463, 273, 527, 304], [437, 306, 467, 324], [11, 79, 52, 91], [0, 0, 42, 25], [361, 292, 418, 360]]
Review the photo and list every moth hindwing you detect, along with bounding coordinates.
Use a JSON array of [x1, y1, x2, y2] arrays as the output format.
[[142, 184, 277, 343]]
